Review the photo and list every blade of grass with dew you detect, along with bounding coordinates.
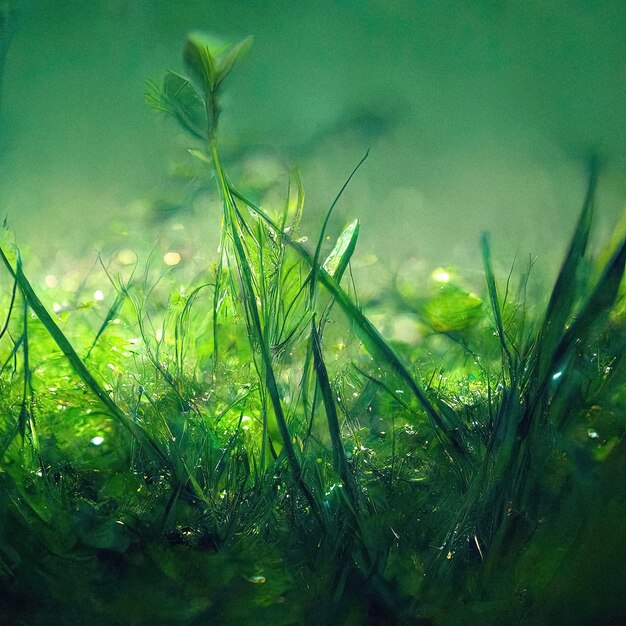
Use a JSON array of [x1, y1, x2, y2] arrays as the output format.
[[552, 235, 626, 375]]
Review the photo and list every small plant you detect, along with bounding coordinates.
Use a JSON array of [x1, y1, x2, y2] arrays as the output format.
[[0, 33, 624, 624]]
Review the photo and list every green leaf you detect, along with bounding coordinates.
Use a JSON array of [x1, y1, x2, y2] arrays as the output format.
[[187, 148, 212, 164], [184, 32, 252, 93], [323, 219, 359, 284], [213, 35, 253, 89], [184, 31, 220, 92], [146, 70, 208, 140]]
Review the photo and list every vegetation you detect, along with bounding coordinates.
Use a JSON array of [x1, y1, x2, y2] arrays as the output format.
[[1, 34, 625, 625]]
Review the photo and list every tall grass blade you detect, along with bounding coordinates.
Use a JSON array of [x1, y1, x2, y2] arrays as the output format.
[[481, 232, 514, 375], [552, 235, 626, 383], [535, 165, 596, 380], [310, 316, 354, 502]]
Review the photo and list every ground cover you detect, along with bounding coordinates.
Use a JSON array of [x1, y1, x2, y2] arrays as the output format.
[[0, 34, 625, 625]]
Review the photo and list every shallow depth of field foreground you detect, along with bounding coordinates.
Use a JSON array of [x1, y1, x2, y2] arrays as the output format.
[[1, 28, 626, 626]]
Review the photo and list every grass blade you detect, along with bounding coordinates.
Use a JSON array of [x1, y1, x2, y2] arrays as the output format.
[[310, 316, 354, 501], [535, 164, 596, 380], [481, 232, 514, 375], [211, 142, 323, 520], [309, 151, 368, 303]]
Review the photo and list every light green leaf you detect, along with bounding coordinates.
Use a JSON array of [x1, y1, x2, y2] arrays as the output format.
[[323, 219, 359, 283], [184, 32, 252, 93], [213, 35, 253, 88]]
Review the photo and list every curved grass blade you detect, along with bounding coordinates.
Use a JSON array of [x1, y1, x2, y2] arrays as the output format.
[[481, 232, 514, 376], [309, 151, 368, 303], [85, 289, 127, 359], [0, 271, 17, 341]]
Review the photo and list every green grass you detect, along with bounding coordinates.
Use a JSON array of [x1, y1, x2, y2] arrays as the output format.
[[1, 34, 625, 625]]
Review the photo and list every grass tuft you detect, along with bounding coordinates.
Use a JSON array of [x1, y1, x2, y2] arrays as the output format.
[[0, 33, 624, 624]]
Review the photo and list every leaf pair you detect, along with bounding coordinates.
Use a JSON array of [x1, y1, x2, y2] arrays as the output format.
[[146, 33, 252, 141], [184, 32, 252, 95]]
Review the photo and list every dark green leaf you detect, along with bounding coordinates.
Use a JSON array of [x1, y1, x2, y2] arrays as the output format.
[[146, 70, 208, 140]]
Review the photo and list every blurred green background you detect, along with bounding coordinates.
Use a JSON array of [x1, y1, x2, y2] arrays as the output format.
[[0, 0, 624, 277]]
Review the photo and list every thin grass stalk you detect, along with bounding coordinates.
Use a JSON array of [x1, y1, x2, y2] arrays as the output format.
[[19, 293, 37, 449], [532, 165, 596, 386], [309, 151, 368, 305]]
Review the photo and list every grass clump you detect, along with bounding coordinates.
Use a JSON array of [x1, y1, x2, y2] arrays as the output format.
[[1, 34, 625, 625]]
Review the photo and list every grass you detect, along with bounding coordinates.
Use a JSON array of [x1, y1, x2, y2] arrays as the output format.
[[0, 33, 625, 625]]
